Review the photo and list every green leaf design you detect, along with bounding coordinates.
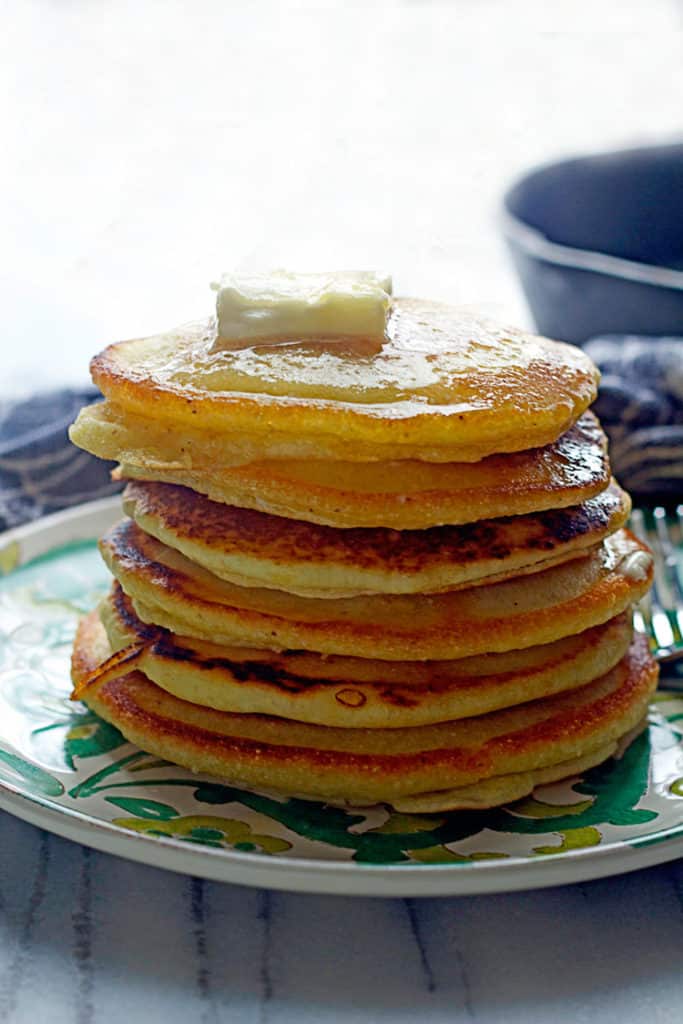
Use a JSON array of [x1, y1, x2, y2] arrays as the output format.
[[105, 797, 179, 820], [69, 752, 149, 798], [60, 721, 669, 863], [192, 783, 498, 863], [571, 733, 659, 827], [190, 827, 224, 841], [63, 715, 126, 768], [187, 730, 661, 862], [486, 731, 658, 839], [0, 749, 64, 797]]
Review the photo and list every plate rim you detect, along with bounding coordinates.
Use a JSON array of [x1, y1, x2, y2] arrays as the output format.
[[2, 497, 683, 897]]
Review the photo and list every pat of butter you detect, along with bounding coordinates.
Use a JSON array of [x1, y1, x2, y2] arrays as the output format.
[[210, 270, 392, 351]]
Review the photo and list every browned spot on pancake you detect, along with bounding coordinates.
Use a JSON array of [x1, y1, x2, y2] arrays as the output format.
[[334, 689, 367, 708], [111, 584, 387, 697], [101, 521, 174, 584], [378, 688, 421, 708], [111, 582, 161, 641]]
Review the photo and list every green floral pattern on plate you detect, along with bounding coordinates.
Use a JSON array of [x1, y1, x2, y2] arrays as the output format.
[[2, 537, 683, 868]]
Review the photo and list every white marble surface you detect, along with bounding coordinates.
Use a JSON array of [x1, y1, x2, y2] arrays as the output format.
[[2, 812, 683, 1023], [3, 1, 683, 1021]]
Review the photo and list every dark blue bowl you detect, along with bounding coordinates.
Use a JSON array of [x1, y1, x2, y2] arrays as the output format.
[[502, 143, 683, 344]]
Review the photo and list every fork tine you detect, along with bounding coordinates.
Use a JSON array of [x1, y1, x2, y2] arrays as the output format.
[[653, 507, 683, 606], [653, 507, 683, 645], [630, 507, 679, 653], [629, 507, 654, 633], [676, 505, 683, 589], [632, 605, 648, 638]]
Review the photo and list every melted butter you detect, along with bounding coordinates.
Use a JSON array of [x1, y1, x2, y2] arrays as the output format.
[[211, 270, 392, 351], [134, 300, 597, 410]]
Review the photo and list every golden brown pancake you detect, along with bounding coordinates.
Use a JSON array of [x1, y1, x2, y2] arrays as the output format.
[[122, 478, 629, 598], [72, 611, 658, 811], [114, 412, 611, 530], [75, 300, 598, 464], [391, 740, 636, 813], [100, 519, 653, 660], [98, 585, 633, 727]]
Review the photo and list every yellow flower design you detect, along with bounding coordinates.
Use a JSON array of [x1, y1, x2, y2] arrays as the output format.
[[0, 541, 20, 576]]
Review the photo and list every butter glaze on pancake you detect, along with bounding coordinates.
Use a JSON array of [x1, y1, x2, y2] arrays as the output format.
[[112, 412, 611, 529], [100, 520, 653, 659], [123, 478, 629, 597], [73, 612, 658, 809], [85, 300, 599, 462], [101, 586, 633, 726]]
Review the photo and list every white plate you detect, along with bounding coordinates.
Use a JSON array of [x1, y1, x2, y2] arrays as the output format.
[[1, 498, 683, 897]]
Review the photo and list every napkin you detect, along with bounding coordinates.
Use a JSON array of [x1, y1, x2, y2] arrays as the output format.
[[0, 388, 121, 533]]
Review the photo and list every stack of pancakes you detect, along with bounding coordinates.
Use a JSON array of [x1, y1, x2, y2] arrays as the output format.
[[69, 299, 658, 812]]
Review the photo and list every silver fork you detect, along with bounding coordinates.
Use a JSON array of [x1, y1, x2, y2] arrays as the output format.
[[630, 505, 683, 682]]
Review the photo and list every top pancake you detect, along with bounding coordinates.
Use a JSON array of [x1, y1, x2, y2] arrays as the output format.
[[86, 299, 599, 463]]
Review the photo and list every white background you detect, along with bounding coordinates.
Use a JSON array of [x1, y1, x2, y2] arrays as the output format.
[[2, 0, 683, 395]]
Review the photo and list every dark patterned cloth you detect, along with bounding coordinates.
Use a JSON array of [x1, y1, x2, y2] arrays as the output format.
[[0, 388, 122, 532], [583, 336, 683, 502]]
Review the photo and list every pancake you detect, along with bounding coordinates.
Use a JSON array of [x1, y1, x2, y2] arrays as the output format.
[[72, 611, 658, 810], [122, 478, 629, 598], [114, 411, 611, 530], [391, 741, 629, 813], [78, 300, 599, 464], [96, 585, 634, 727], [100, 520, 653, 660]]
